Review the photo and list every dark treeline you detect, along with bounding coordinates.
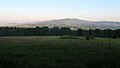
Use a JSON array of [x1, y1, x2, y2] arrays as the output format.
[[0, 27, 120, 38]]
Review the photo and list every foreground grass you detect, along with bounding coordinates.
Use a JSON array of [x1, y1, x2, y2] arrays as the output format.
[[0, 36, 120, 68]]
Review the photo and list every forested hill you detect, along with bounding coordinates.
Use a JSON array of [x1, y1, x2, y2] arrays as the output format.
[[15, 18, 120, 30]]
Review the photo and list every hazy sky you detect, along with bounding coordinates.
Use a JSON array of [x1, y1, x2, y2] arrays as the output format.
[[0, 0, 120, 24]]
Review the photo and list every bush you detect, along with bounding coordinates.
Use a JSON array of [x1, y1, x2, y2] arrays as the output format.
[[86, 35, 91, 41]]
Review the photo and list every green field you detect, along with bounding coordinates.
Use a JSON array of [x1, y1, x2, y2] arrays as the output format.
[[0, 36, 120, 68]]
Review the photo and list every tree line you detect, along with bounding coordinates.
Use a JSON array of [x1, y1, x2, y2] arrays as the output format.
[[0, 27, 120, 38]]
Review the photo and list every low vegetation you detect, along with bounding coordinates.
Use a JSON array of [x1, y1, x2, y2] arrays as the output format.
[[60, 35, 80, 39], [0, 36, 120, 68]]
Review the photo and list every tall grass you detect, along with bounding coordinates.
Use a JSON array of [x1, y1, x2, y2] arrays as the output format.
[[0, 36, 120, 68]]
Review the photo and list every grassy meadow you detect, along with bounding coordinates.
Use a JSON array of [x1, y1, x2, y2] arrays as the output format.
[[0, 36, 120, 68]]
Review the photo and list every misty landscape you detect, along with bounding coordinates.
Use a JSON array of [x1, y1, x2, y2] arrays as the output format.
[[2, 18, 120, 30], [0, 0, 120, 68]]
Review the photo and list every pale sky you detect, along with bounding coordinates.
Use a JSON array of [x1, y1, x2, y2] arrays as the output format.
[[0, 0, 120, 24]]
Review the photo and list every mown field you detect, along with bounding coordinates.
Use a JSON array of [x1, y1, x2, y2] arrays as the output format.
[[0, 36, 120, 68]]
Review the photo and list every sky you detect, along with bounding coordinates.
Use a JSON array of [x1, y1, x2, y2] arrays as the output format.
[[0, 0, 120, 24]]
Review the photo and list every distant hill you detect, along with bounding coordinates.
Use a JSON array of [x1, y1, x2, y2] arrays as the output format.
[[9, 18, 120, 30]]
